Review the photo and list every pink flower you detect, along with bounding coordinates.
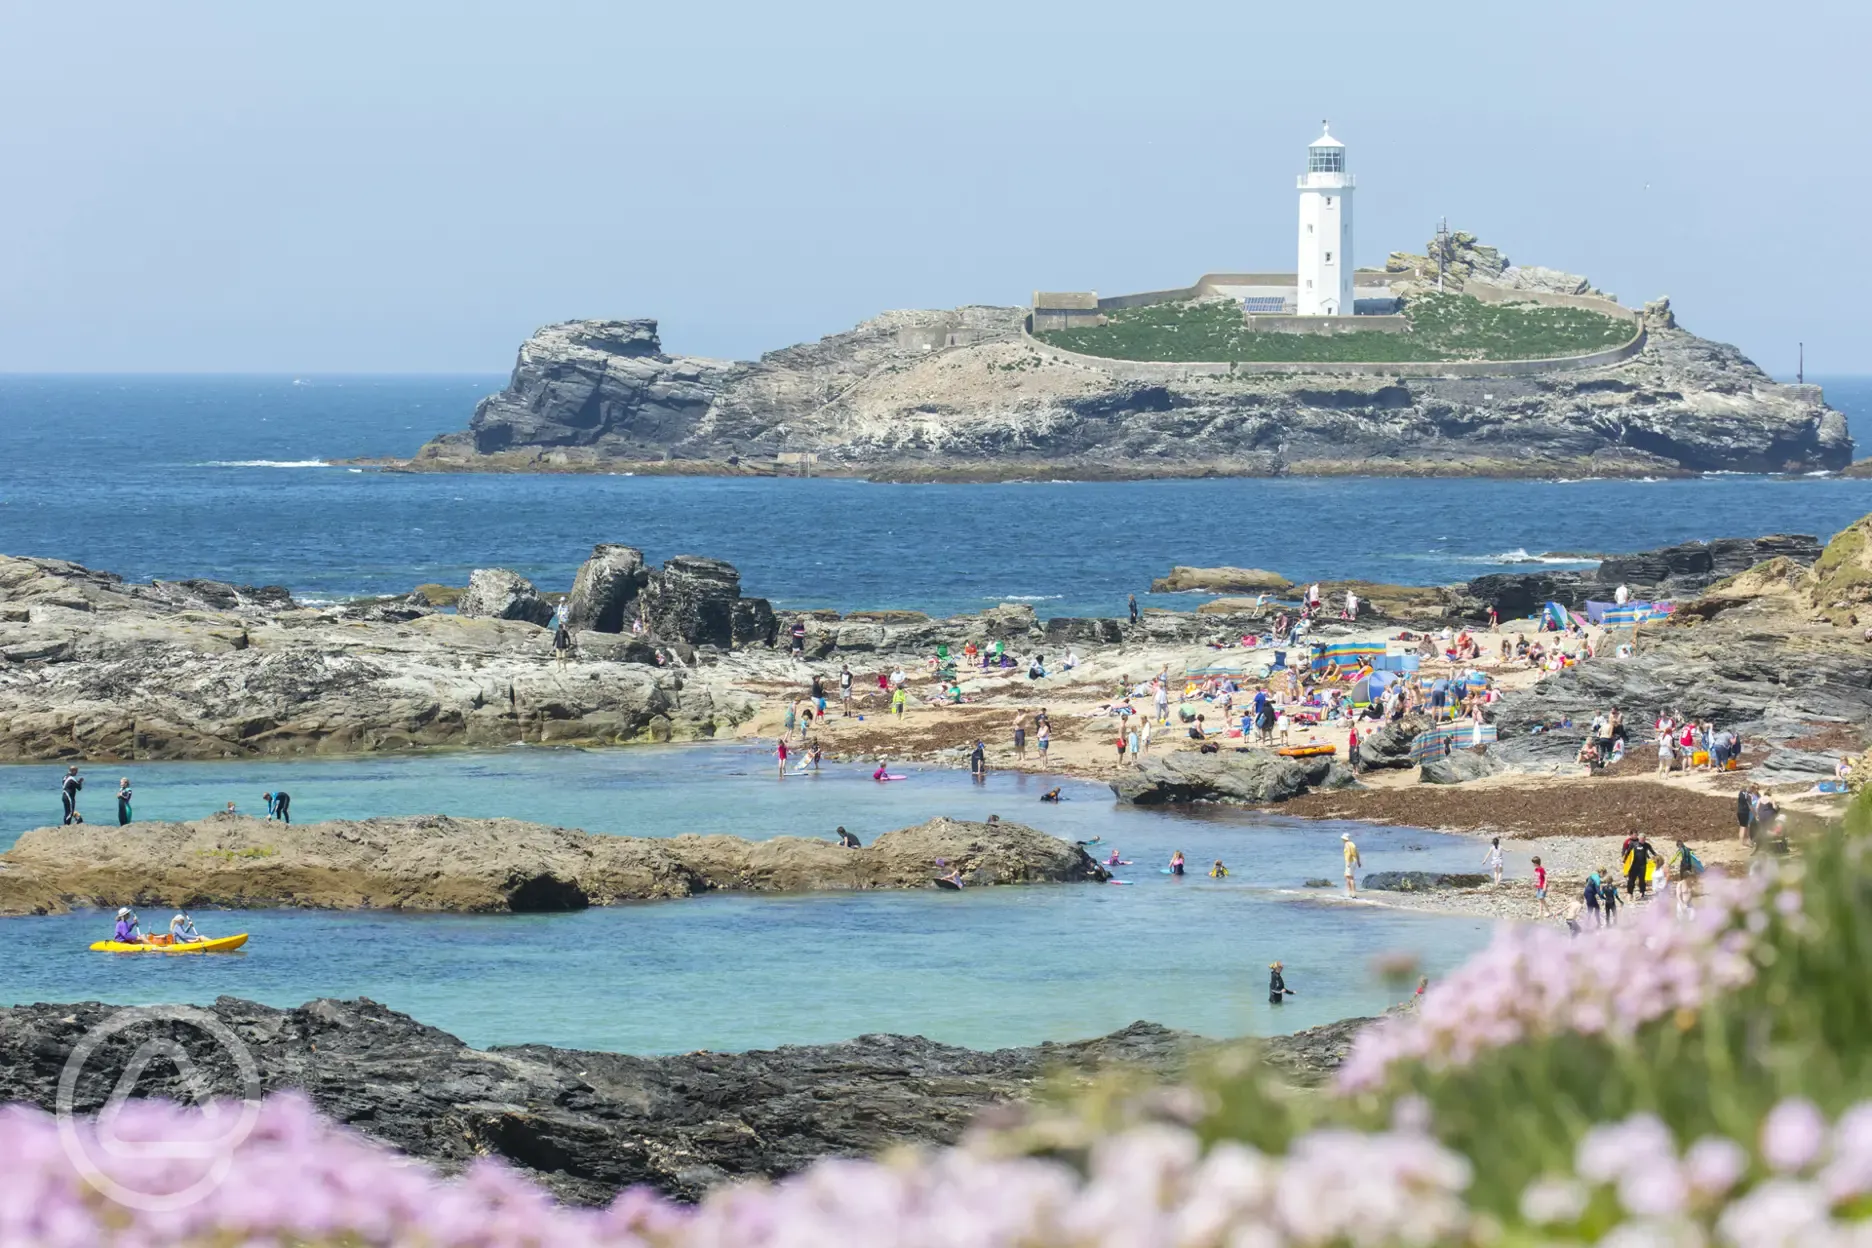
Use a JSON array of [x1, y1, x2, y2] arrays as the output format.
[[1684, 1137, 1749, 1198], [1761, 1099, 1828, 1174]]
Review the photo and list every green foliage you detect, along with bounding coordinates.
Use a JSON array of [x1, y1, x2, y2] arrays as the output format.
[[1035, 292, 1634, 364]]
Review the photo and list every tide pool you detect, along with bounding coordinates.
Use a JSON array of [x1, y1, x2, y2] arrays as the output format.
[[0, 745, 1504, 1053]]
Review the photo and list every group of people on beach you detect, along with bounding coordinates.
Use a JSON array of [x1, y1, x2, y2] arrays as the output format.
[[53, 766, 291, 826]]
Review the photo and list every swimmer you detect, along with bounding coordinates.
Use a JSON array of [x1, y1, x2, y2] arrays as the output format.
[[1039, 787, 1062, 802], [873, 761, 889, 781], [1169, 850, 1185, 877], [1209, 860, 1229, 878]]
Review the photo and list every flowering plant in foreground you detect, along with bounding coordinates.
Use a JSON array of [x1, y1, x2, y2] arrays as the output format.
[[1337, 869, 1775, 1093], [15, 1089, 1872, 1245]]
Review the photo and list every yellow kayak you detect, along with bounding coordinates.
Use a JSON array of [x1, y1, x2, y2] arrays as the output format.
[[90, 934, 249, 955]]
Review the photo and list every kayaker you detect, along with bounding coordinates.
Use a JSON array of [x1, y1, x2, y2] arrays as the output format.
[[113, 907, 144, 945], [169, 913, 203, 944]]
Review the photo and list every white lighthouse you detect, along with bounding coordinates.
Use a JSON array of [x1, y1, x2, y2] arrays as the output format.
[[1296, 122, 1355, 316]]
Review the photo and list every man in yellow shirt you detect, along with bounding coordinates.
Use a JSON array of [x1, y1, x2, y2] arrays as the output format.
[[1342, 832, 1362, 897]]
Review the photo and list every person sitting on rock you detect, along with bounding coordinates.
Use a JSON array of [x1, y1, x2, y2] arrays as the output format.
[[835, 826, 862, 849]]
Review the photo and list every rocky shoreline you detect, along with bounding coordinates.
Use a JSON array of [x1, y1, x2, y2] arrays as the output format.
[[0, 528, 1849, 770], [0, 996, 1366, 1205], [378, 289, 1849, 479], [0, 815, 1104, 917]]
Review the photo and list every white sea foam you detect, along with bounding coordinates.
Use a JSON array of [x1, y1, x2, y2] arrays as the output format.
[[993, 595, 1064, 602], [201, 459, 331, 468]]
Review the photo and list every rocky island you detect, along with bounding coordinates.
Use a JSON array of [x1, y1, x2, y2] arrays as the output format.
[[383, 234, 1849, 480]]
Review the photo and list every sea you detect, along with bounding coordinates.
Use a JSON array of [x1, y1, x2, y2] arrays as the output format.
[[0, 373, 1868, 618], [0, 373, 1867, 1053]]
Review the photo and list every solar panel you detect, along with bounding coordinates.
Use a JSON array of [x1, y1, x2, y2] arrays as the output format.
[[1240, 297, 1287, 313]]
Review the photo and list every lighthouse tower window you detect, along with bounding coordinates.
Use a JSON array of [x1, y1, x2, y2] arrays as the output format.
[[1324, 252, 1333, 264]]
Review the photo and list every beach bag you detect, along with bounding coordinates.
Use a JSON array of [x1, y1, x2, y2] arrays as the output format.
[[1692, 750, 1709, 766], [1723, 757, 1738, 772]]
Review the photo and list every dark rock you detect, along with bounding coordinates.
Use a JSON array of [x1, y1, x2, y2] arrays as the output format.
[[1044, 617, 1125, 645], [457, 568, 554, 626], [1357, 717, 1425, 770], [1418, 749, 1506, 784], [564, 544, 647, 633], [0, 998, 1360, 1205], [1463, 571, 1589, 619], [1361, 871, 1491, 891], [1303, 877, 1333, 888], [731, 597, 778, 648], [1111, 750, 1347, 805], [641, 555, 774, 650], [468, 320, 730, 456]]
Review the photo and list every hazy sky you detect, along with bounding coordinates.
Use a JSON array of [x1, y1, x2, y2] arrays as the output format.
[[1, 0, 1865, 375]]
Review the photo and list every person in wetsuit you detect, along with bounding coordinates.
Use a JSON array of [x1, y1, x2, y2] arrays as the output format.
[[835, 826, 862, 849], [1625, 833, 1653, 899], [116, 777, 133, 826], [1169, 851, 1186, 876], [61, 766, 82, 825], [969, 740, 987, 779], [264, 791, 291, 823], [1268, 961, 1295, 1005]]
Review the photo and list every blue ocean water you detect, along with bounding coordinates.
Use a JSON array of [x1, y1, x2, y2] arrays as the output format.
[[0, 747, 1498, 1051], [0, 374, 1868, 618]]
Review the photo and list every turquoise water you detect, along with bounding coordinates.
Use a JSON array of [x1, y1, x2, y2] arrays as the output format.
[[0, 746, 1501, 1052]]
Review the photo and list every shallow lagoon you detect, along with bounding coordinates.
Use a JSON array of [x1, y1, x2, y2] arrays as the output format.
[[0, 745, 1504, 1053]]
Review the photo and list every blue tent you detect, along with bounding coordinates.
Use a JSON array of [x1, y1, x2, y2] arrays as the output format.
[[1541, 601, 1569, 631]]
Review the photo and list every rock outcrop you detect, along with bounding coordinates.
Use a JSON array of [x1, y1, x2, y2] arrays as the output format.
[[1110, 749, 1356, 805], [0, 815, 1105, 916], [1150, 567, 1292, 594], [642, 555, 775, 649], [400, 277, 1850, 479], [1461, 534, 1825, 620], [456, 568, 554, 626], [0, 997, 1367, 1205], [0, 554, 758, 761], [1418, 750, 1506, 784], [1490, 517, 1872, 780], [563, 544, 648, 633]]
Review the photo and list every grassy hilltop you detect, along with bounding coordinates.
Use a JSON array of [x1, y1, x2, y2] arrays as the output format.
[[1037, 290, 1635, 364]]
